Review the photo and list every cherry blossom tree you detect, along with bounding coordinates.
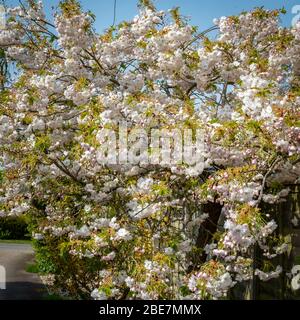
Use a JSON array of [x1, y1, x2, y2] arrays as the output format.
[[0, 0, 299, 299]]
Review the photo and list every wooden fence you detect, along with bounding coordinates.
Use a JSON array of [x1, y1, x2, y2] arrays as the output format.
[[230, 184, 300, 299]]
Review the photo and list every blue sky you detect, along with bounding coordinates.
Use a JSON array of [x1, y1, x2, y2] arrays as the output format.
[[6, 0, 300, 32]]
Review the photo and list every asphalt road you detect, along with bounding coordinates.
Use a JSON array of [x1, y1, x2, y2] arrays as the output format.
[[0, 243, 46, 300]]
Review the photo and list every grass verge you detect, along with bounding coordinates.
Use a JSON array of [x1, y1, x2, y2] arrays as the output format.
[[26, 263, 39, 273], [0, 239, 32, 244]]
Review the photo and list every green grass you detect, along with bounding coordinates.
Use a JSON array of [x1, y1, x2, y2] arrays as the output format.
[[0, 239, 32, 244], [26, 263, 39, 273], [43, 293, 65, 300], [295, 255, 300, 265]]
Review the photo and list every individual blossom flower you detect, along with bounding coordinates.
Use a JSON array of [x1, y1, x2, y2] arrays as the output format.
[[114, 228, 132, 241], [91, 289, 107, 300], [101, 251, 116, 261]]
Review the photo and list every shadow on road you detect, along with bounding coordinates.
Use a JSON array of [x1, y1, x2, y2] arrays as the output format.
[[0, 281, 46, 300]]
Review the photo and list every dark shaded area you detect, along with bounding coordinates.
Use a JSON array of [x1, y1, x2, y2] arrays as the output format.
[[196, 201, 223, 264], [0, 217, 30, 240], [0, 282, 46, 300]]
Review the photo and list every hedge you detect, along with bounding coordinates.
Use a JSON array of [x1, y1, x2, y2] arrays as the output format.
[[0, 216, 30, 240]]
